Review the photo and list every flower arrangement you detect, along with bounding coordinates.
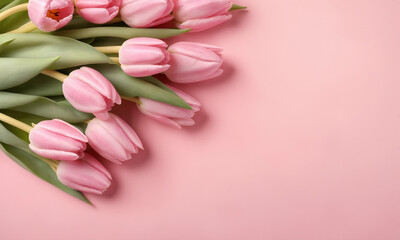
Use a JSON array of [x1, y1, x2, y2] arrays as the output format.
[[0, 0, 246, 204]]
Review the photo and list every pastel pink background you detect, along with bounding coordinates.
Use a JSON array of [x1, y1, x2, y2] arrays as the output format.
[[1, 0, 400, 239]]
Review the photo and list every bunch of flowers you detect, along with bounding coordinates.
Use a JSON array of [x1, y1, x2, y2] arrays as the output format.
[[0, 0, 245, 203]]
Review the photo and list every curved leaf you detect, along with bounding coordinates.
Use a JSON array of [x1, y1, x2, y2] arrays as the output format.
[[54, 27, 190, 40], [89, 64, 191, 109], [0, 92, 91, 123], [8, 74, 63, 97], [0, 33, 113, 70], [0, 38, 15, 54], [0, 57, 59, 90]]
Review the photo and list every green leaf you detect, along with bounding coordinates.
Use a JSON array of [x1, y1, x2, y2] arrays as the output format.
[[8, 73, 63, 97], [90, 64, 191, 109], [0, 57, 59, 90], [230, 4, 247, 11], [0, 92, 91, 123], [0, 33, 113, 70], [0, 0, 18, 10], [0, 123, 90, 204], [0, 38, 15, 54], [54, 27, 190, 40]]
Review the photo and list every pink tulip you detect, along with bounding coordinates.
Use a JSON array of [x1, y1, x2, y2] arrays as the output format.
[[173, 0, 233, 32], [29, 119, 88, 161], [75, 0, 122, 24], [138, 85, 200, 129], [86, 113, 143, 164], [120, 0, 174, 28], [63, 67, 122, 120], [119, 38, 170, 77], [28, 0, 74, 32], [165, 42, 223, 83], [57, 153, 111, 195]]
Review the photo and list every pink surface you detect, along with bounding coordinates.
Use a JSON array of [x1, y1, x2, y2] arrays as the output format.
[[1, 0, 400, 239]]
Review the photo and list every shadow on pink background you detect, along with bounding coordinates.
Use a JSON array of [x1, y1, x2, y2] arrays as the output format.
[[1, 0, 400, 239]]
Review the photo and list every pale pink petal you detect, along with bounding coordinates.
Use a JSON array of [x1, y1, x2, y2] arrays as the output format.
[[35, 119, 87, 142], [29, 145, 81, 161], [177, 14, 232, 32], [121, 64, 170, 77]]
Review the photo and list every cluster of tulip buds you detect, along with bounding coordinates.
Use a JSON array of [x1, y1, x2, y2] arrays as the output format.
[[27, 0, 243, 32], [0, 0, 245, 201]]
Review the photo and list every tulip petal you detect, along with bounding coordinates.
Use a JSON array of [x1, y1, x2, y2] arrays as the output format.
[[29, 144, 81, 161], [140, 98, 194, 119], [63, 77, 108, 113], [177, 14, 232, 32], [82, 154, 112, 180], [173, 118, 195, 127], [120, 45, 169, 65], [138, 105, 182, 129], [168, 42, 223, 62], [111, 114, 144, 150], [86, 119, 132, 164], [35, 119, 87, 142], [121, 64, 170, 77], [121, 0, 172, 27], [173, 0, 232, 21]]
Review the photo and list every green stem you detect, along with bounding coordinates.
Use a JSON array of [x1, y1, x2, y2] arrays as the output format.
[[0, 112, 32, 133], [8, 21, 37, 33], [0, 3, 28, 22]]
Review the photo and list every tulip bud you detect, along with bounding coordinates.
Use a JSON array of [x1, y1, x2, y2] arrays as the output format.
[[28, 0, 74, 32], [63, 67, 122, 120], [173, 0, 233, 32], [75, 0, 122, 24], [57, 153, 112, 195], [86, 113, 143, 164], [165, 42, 223, 83], [29, 119, 88, 161], [119, 38, 170, 77], [120, 0, 174, 28], [138, 85, 201, 129]]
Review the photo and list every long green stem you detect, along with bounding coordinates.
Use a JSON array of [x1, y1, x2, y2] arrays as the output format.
[[8, 21, 37, 33], [0, 3, 28, 22], [0, 112, 32, 133]]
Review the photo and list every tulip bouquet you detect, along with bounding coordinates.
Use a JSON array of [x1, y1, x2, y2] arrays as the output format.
[[0, 0, 245, 203]]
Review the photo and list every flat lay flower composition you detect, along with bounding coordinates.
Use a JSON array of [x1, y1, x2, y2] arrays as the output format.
[[0, 0, 246, 203]]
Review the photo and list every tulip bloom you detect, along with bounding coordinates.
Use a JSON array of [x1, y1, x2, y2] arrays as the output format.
[[138, 85, 200, 129], [28, 0, 74, 32], [86, 113, 143, 164], [29, 119, 88, 161], [119, 38, 170, 77], [57, 153, 112, 195], [120, 0, 174, 28], [63, 67, 121, 120], [75, 0, 122, 24], [165, 42, 223, 83], [173, 0, 233, 32]]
